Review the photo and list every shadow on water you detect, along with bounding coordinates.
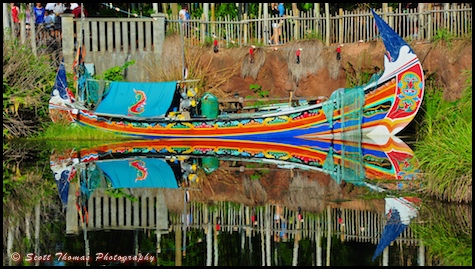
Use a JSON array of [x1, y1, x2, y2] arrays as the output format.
[[3, 138, 471, 266]]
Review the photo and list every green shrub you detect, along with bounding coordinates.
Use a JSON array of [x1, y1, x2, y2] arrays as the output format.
[[414, 70, 472, 203]]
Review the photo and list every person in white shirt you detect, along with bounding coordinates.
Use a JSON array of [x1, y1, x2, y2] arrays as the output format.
[[178, 4, 189, 37], [70, 3, 79, 10], [179, 4, 188, 21], [45, 3, 55, 11], [53, 3, 65, 39], [53, 3, 65, 15]]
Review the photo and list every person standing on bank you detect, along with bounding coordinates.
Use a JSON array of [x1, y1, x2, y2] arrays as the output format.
[[33, 3, 46, 43], [296, 48, 302, 64], [179, 4, 190, 37], [249, 45, 256, 63], [271, 3, 285, 45], [278, 3, 285, 17], [44, 9, 55, 40], [10, 3, 20, 37], [269, 3, 279, 45], [72, 3, 88, 18], [52, 3, 65, 40], [213, 38, 219, 53]]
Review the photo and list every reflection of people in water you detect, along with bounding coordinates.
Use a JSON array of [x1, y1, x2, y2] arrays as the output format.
[[337, 208, 344, 226], [273, 205, 288, 241], [251, 207, 257, 226], [215, 216, 221, 234]]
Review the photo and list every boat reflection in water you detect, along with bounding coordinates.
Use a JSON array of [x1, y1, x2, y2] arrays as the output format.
[[50, 136, 423, 266]]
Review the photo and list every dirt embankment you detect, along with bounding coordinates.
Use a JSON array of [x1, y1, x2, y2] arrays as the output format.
[[186, 39, 472, 101]]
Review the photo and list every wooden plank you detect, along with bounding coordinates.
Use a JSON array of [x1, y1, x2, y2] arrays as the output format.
[[133, 196, 139, 227], [99, 21, 106, 52], [137, 21, 144, 52], [88, 193, 94, 228], [83, 20, 90, 52], [141, 196, 148, 227], [130, 20, 136, 53], [107, 21, 113, 52], [110, 197, 117, 227], [118, 197, 124, 226], [103, 196, 109, 228], [95, 196, 101, 228], [145, 20, 152, 51], [148, 196, 154, 228], [91, 21, 98, 52], [114, 21, 121, 52], [125, 197, 132, 227], [122, 21, 128, 53]]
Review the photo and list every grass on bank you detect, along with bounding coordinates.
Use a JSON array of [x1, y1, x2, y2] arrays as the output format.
[[414, 70, 472, 203], [412, 201, 472, 266], [31, 121, 133, 149]]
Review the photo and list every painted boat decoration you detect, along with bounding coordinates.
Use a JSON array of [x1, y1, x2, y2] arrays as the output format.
[[49, 9, 424, 140]]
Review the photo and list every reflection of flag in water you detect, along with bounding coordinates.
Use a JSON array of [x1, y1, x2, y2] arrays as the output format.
[[55, 165, 77, 211], [372, 197, 420, 262], [371, 209, 407, 261]]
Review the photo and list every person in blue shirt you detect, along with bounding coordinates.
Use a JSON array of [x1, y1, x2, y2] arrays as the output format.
[[278, 3, 285, 17], [33, 3, 46, 43], [44, 10, 55, 40], [34, 3, 46, 25]]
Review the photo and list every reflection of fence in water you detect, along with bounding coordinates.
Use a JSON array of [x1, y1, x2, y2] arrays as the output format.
[[65, 188, 419, 245], [66, 189, 170, 234], [168, 202, 420, 246]]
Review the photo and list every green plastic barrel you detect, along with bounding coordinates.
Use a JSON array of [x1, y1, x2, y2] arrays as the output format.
[[201, 157, 219, 174], [200, 92, 219, 119]]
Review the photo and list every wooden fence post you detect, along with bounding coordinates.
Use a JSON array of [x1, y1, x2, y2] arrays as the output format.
[[315, 3, 320, 34], [389, 7, 394, 30], [325, 3, 330, 46], [263, 3, 269, 45], [292, 4, 300, 41], [418, 3, 425, 41], [61, 13, 75, 72], [201, 13, 207, 45], [427, 6, 432, 42], [338, 8, 343, 44]]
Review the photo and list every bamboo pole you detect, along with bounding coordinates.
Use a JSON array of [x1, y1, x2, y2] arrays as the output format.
[[34, 204, 41, 266], [326, 205, 331, 266]]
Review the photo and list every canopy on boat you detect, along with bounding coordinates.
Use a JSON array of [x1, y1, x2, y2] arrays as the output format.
[[96, 158, 179, 189], [94, 81, 178, 118]]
